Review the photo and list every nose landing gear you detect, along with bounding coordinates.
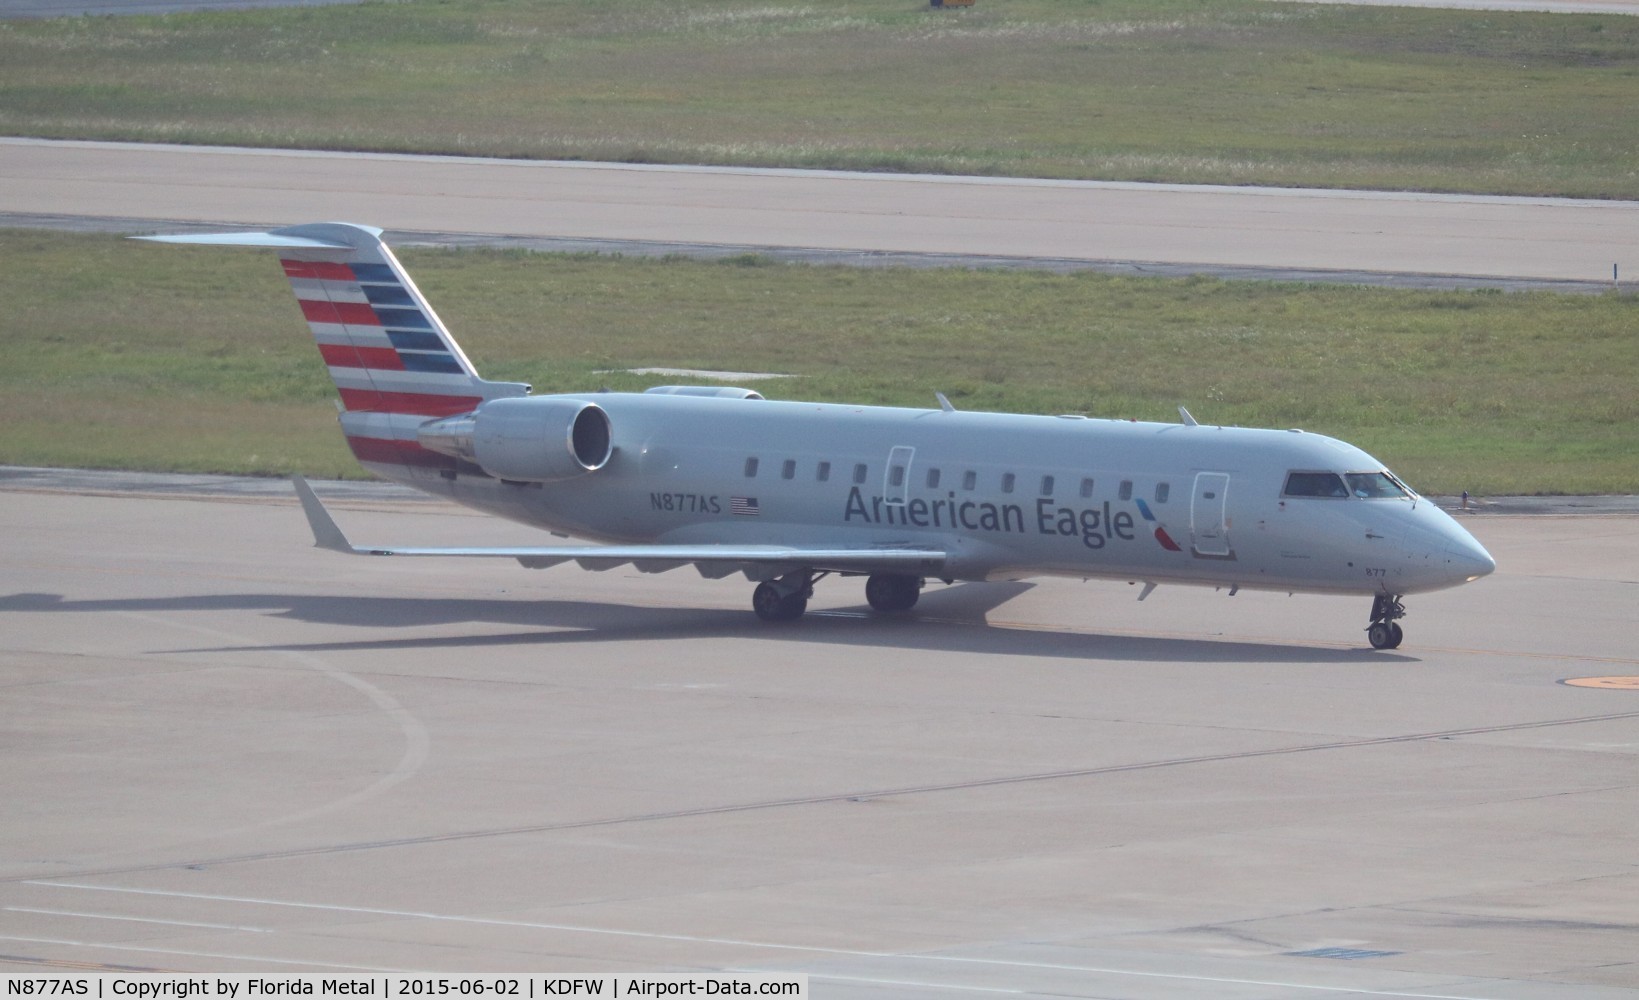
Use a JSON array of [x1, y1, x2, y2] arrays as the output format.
[[1367, 593, 1405, 650]]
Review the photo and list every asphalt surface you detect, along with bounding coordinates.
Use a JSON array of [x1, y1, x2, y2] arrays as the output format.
[[2, 469, 1637, 994], [3, 44, 1636, 987], [6, 209, 1624, 294], [5, 139, 1638, 291]]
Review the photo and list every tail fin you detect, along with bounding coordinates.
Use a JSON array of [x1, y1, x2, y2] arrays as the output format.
[[137, 222, 528, 480]]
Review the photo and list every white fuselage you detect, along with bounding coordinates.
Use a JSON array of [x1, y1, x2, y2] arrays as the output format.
[[381, 392, 1494, 598]]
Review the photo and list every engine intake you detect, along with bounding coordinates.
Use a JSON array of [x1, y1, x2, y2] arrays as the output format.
[[419, 397, 612, 482]]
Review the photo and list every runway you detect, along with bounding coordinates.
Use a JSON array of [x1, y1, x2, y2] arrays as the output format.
[[2, 471, 1636, 994], [4, 138, 1638, 288]]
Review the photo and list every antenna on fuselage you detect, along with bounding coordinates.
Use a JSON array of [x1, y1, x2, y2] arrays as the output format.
[[936, 392, 956, 413], [1179, 406, 1199, 427]]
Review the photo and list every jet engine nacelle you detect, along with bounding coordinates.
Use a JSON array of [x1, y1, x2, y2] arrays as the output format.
[[418, 397, 612, 482]]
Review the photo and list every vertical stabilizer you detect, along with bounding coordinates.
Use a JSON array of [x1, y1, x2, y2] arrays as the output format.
[[137, 222, 529, 481]]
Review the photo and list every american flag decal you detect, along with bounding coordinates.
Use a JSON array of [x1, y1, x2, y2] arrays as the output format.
[[730, 496, 760, 516]]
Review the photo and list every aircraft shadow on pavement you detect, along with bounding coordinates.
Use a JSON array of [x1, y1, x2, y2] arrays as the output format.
[[2, 586, 1403, 664]]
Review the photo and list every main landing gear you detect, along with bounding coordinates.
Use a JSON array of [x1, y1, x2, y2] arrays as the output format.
[[751, 571, 923, 622], [752, 571, 817, 622], [1367, 593, 1406, 650], [864, 572, 921, 613]]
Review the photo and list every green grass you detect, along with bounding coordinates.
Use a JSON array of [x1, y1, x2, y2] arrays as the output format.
[[2, 229, 1635, 495], [2, 0, 1639, 197]]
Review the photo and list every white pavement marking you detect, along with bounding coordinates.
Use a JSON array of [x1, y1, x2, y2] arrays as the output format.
[[0, 934, 410, 972], [4, 906, 273, 933], [28, 883, 1523, 999], [117, 610, 432, 834]]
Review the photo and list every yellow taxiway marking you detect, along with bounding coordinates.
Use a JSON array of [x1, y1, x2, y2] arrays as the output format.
[[1562, 676, 1639, 690]]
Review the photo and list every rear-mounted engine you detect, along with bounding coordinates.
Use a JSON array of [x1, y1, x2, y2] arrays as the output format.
[[418, 397, 612, 482]]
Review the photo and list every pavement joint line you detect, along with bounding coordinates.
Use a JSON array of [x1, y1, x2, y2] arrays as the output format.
[[14, 709, 1639, 884]]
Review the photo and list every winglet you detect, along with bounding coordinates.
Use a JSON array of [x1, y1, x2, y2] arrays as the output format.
[[292, 475, 356, 553]]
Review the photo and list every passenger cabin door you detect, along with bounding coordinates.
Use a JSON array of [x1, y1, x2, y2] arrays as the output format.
[[885, 446, 914, 507], [1191, 471, 1232, 557]]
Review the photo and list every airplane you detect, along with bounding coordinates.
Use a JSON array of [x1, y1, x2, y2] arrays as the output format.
[[137, 222, 1495, 650]]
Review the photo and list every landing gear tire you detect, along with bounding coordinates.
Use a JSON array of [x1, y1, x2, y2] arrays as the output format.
[[752, 580, 808, 622], [865, 573, 921, 613], [1366, 595, 1406, 649]]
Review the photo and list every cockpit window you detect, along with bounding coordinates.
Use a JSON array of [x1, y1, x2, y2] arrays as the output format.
[[1345, 471, 1413, 500], [1285, 470, 1416, 500], [1283, 471, 1348, 498]]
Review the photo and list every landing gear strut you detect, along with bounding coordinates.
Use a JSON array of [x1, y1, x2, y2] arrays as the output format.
[[865, 572, 922, 613], [752, 570, 822, 622], [1366, 593, 1405, 650]]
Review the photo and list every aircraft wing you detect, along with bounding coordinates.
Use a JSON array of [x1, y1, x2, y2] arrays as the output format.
[[294, 476, 946, 579]]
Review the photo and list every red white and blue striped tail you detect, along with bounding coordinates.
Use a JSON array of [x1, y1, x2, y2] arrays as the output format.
[[137, 222, 529, 481]]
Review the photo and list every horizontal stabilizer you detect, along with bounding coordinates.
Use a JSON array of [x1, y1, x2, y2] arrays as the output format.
[[134, 229, 363, 250]]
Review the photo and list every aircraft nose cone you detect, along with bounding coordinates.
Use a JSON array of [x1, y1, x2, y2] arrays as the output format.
[[1445, 532, 1496, 582]]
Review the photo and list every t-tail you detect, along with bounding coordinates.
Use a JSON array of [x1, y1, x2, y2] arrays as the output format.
[[136, 222, 529, 483]]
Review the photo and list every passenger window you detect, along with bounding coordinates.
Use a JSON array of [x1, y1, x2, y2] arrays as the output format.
[[963, 470, 977, 491], [782, 459, 796, 480], [816, 461, 831, 482], [1155, 483, 1170, 503], [1119, 480, 1133, 501], [1080, 477, 1095, 499], [744, 457, 759, 478], [1001, 473, 1015, 494], [1284, 471, 1348, 498], [927, 468, 941, 489], [853, 463, 868, 485], [1040, 475, 1055, 497], [888, 465, 905, 488]]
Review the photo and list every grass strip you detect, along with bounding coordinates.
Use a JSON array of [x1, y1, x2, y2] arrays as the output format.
[[1, 229, 1635, 495], [3, 0, 1639, 198]]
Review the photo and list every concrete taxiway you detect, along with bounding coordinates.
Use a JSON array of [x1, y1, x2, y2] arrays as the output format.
[[4, 139, 1638, 289], [2, 470, 1636, 995]]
